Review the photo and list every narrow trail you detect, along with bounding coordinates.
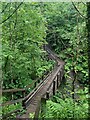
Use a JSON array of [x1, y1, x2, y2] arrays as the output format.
[[45, 45, 80, 100], [2, 45, 84, 120], [2, 45, 65, 120], [17, 45, 65, 119]]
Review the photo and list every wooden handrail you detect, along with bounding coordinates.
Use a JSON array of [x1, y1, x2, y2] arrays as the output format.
[[2, 88, 25, 93], [23, 69, 53, 105], [2, 69, 53, 107], [2, 65, 62, 106], [47, 65, 62, 91], [2, 79, 40, 94], [2, 45, 65, 120], [2, 63, 55, 94], [2, 98, 24, 106], [2, 109, 22, 118], [23, 79, 45, 107]]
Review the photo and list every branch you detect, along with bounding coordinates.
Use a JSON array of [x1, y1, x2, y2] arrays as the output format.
[[81, 2, 86, 6], [0, 2, 23, 24], [1, 3, 9, 14], [72, 2, 87, 19]]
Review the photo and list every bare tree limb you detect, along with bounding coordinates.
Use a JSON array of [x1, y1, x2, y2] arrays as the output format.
[[0, 2, 23, 24], [72, 2, 87, 19], [1, 3, 9, 14], [81, 2, 86, 6]]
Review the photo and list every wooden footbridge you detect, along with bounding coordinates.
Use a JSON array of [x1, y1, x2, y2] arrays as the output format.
[[2, 45, 65, 120]]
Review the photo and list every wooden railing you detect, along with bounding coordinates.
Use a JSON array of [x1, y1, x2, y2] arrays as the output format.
[[34, 65, 64, 119], [2, 63, 55, 119], [2, 45, 64, 119]]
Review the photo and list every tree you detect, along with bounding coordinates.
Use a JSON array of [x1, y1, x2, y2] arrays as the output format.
[[86, 2, 90, 118], [2, 3, 47, 89]]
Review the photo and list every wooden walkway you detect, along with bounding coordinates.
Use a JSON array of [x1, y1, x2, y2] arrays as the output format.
[[17, 46, 64, 119], [2, 45, 65, 119]]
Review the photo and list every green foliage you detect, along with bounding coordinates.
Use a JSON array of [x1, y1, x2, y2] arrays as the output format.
[[2, 103, 23, 115], [37, 60, 55, 77], [59, 22, 88, 85], [1, 2, 88, 119], [29, 112, 35, 119], [41, 3, 78, 52], [38, 3, 88, 86], [2, 3, 48, 89], [44, 94, 88, 119]]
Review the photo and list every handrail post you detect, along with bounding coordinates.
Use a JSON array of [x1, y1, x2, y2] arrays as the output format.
[[57, 74, 59, 88], [53, 80, 55, 95], [42, 75, 44, 80], [22, 91, 25, 98], [60, 70, 61, 82], [38, 79, 40, 83], [22, 99, 26, 109], [34, 81, 37, 88], [11, 92, 13, 100], [46, 91, 49, 99]]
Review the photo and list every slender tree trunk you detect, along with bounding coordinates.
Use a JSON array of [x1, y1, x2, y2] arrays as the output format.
[[86, 2, 90, 118]]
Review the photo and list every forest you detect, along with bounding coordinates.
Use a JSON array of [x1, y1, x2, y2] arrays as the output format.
[[0, 2, 90, 119]]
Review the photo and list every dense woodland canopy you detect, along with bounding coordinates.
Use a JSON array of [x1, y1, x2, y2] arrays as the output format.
[[1, 2, 89, 119]]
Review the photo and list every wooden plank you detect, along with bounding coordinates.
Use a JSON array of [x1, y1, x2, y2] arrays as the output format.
[[2, 78, 40, 94], [2, 98, 24, 106], [2, 109, 21, 118], [34, 82, 37, 88], [23, 71, 52, 104], [23, 71, 53, 108], [42, 65, 64, 98], [2, 81, 38, 94], [2, 88, 25, 93], [19, 66, 64, 118], [24, 80, 44, 107], [2, 79, 40, 96], [57, 74, 59, 88], [53, 80, 56, 95], [22, 91, 26, 98], [23, 82, 42, 102], [2, 46, 65, 120], [34, 98, 41, 119], [46, 91, 49, 99], [47, 65, 62, 92]]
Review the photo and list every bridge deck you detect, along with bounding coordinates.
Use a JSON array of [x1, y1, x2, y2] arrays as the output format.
[[18, 63, 64, 118], [2, 45, 65, 120]]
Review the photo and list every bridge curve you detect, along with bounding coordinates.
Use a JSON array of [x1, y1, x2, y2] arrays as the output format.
[[2, 45, 65, 119], [17, 45, 65, 119]]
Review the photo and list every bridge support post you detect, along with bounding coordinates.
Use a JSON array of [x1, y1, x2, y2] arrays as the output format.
[[60, 71, 61, 82], [11, 92, 14, 100], [34, 82, 37, 88], [42, 75, 44, 80], [38, 79, 40, 83], [46, 91, 49, 99], [22, 91, 25, 98], [22, 100, 26, 109], [57, 74, 59, 88], [53, 80, 55, 95]]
